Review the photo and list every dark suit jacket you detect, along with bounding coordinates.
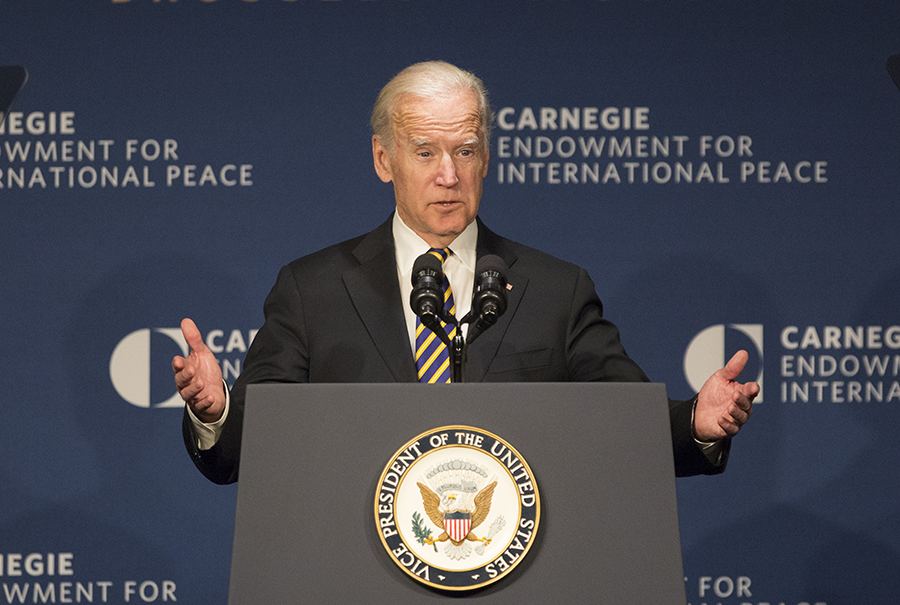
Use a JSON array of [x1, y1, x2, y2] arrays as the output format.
[[183, 216, 727, 484]]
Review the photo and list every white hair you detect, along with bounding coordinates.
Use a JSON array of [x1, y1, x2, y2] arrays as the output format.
[[370, 60, 493, 155]]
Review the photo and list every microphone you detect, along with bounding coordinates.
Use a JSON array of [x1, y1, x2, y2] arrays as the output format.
[[410, 252, 445, 331], [467, 255, 508, 343]]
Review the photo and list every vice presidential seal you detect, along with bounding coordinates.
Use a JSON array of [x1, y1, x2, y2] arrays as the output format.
[[374, 425, 540, 591]]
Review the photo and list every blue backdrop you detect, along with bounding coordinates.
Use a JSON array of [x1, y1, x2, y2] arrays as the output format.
[[3, 1, 899, 603]]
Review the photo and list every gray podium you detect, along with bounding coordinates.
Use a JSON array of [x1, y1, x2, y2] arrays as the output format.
[[229, 383, 687, 604]]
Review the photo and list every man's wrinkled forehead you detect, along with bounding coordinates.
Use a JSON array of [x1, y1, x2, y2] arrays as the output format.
[[390, 93, 484, 143]]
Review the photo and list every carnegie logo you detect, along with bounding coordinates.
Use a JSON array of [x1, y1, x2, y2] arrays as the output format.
[[684, 324, 764, 402], [375, 426, 540, 591], [686, 324, 900, 404], [110, 327, 256, 408]]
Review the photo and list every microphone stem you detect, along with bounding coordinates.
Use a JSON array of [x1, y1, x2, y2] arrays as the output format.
[[451, 330, 465, 383]]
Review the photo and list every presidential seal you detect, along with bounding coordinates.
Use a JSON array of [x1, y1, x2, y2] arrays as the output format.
[[374, 425, 540, 591]]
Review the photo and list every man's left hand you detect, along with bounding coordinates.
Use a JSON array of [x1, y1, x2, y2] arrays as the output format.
[[694, 350, 759, 442]]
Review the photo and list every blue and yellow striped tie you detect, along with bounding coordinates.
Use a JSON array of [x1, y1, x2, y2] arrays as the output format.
[[415, 248, 456, 383]]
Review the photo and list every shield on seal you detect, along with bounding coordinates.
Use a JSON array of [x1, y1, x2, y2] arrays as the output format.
[[444, 511, 471, 542]]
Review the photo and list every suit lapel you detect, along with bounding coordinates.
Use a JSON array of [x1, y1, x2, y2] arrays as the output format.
[[341, 218, 418, 382], [463, 220, 528, 382]]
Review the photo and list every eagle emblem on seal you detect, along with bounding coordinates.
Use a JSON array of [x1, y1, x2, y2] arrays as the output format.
[[414, 459, 506, 560]]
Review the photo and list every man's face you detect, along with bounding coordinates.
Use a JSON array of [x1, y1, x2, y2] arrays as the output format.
[[372, 92, 489, 248]]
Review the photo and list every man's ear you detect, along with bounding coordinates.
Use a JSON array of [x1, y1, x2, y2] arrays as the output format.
[[372, 135, 393, 183]]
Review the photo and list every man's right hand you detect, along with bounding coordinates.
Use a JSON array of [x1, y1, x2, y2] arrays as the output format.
[[172, 318, 226, 423]]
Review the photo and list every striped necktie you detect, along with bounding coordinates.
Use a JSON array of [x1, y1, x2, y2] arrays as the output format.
[[415, 248, 456, 383]]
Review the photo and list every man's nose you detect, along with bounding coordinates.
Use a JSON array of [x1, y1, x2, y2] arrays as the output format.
[[435, 155, 459, 187]]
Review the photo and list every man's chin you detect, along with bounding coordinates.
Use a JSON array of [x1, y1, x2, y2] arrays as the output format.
[[420, 221, 471, 246], [435, 217, 474, 235]]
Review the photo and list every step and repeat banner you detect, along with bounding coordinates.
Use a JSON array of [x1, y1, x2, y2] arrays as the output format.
[[3, 1, 899, 603]]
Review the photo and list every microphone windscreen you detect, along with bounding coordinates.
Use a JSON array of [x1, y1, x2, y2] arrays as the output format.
[[475, 254, 507, 278], [412, 252, 443, 278]]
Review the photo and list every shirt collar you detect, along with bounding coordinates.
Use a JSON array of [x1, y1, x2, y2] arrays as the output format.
[[393, 211, 478, 275]]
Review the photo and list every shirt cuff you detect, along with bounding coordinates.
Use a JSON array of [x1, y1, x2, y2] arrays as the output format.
[[690, 395, 727, 466], [186, 381, 230, 451]]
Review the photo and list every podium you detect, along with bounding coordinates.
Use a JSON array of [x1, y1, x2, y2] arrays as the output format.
[[228, 383, 687, 604]]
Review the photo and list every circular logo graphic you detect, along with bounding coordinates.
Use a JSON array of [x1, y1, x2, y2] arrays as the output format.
[[374, 425, 540, 591], [109, 328, 188, 408]]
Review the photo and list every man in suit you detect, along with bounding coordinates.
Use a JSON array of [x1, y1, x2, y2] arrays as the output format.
[[174, 61, 757, 485]]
